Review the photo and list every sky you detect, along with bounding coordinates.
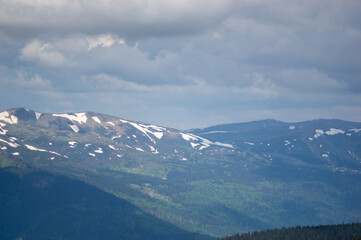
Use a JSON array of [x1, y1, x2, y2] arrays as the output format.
[[0, 0, 361, 129]]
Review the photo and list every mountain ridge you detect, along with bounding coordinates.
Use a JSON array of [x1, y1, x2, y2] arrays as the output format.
[[1, 107, 361, 237], [6, 106, 361, 130]]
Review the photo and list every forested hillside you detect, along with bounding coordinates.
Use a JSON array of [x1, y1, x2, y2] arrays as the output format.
[[221, 222, 361, 240], [0, 167, 203, 240]]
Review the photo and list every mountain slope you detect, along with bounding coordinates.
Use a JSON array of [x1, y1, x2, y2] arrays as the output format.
[[0, 167, 202, 240], [1, 108, 361, 237]]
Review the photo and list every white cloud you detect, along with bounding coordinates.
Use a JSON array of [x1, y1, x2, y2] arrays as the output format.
[[20, 40, 65, 66], [87, 34, 125, 51]]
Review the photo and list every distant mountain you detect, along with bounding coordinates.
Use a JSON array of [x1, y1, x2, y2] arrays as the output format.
[[0, 168, 201, 240], [188, 119, 361, 172], [1, 107, 361, 237]]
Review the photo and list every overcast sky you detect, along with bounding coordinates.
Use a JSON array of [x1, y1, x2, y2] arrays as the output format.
[[1, 0, 360, 129]]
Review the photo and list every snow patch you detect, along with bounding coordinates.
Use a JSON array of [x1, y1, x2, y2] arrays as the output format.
[[12, 152, 20, 156], [322, 154, 329, 158], [35, 112, 42, 120], [112, 135, 121, 140], [191, 142, 200, 148], [0, 111, 18, 124], [346, 133, 351, 136], [181, 133, 198, 141], [135, 147, 144, 152], [308, 137, 313, 141], [199, 145, 209, 150], [325, 128, 344, 135], [89, 153, 95, 157], [69, 125, 79, 133], [94, 148, 103, 153], [49, 151, 62, 156], [53, 113, 87, 124], [25, 144, 47, 152], [92, 116, 101, 124], [245, 142, 255, 146], [181, 132, 232, 150], [284, 140, 291, 146], [152, 131, 163, 139], [314, 129, 324, 139], [120, 119, 166, 142], [289, 126, 295, 130], [107, 121, 115, 126], [68, 141, 76, 148], [108, 145, 116, 150], [0, 139, 19, 148], [181, 157, 187, 161], [149, 145, 159, 154], [117, 154, 122, 158], [1, 146, 7, 150], [214, 142, 234, 148], [85, 144, 91, 147]]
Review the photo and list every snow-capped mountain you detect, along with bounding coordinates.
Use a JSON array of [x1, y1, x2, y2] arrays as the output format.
[[0, 108, 234, 178], [1, 107, 361, 237]]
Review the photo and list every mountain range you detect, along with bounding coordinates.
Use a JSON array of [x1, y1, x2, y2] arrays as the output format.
[[0, 107, 360, 238]]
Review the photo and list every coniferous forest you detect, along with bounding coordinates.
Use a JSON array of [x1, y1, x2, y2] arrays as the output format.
[[220, 222, 361, 240]]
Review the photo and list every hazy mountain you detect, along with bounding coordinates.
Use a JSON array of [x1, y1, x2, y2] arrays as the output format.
[[1, 107, 360, 237], [188, 119, 361, 173]]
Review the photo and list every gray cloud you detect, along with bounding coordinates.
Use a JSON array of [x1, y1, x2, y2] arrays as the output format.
[[0, 0, 236, 39], [0, 0, 360, 128]]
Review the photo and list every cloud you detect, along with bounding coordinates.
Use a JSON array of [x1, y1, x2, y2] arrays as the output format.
[[90, 74, 153, 92], [0, 66, 52, 90], [13, 71, 53, 90], [277, 68, 348, 91], [0, 0, 361, 128], [20, 40, 65, 66], [0, 0, 236, 38], [87, 34, 125, 51], [231, 73, 283, 99]]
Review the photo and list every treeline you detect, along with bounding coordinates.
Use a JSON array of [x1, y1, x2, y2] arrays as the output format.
[[220, 222, 361, 240]]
